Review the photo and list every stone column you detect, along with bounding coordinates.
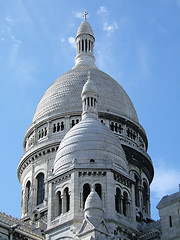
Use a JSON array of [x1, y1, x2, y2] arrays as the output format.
[[65, 115, 70, 132], [47, 182, 52, 227]]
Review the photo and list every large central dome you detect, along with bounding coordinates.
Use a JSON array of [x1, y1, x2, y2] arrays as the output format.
[[32, 19, 138, 124], [33, 66, 138, 123]]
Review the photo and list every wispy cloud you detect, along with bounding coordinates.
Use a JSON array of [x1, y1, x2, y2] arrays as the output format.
[[68, 36, 76, 48], [151, 157, 180, 199], [97, 6, 109, 16], [72, 11, 83, 19], [5, 17, 14, 23], [103, 21, 118, 36], [97, 6, 119, 36]]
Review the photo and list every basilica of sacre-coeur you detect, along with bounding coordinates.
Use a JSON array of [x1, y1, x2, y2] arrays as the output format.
[[1, 13, 180, 240]]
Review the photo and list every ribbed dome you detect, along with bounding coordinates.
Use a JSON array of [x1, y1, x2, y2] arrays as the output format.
[[53, 117, 128, 174], [76, 20, 94, 39], [33, 66, 139, 123]]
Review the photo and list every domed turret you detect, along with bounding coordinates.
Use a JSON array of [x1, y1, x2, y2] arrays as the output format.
[[75, 11, 96, 67], [81, 71, 99, 120]]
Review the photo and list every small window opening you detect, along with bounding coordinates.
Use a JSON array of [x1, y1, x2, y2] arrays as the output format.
[[90, 159, 95, 163], [44, 127, 47, 136], [57, 122, 60, 132], [72, 120, 75, 127], [83, 184, 91, 208], [57, 191, 62, 215], [115, 188, 121, 213], [87, 97, 90, 107], [63, 187, 70, 213], [61, 122, 64, 131], [134, 174, 140, 207], [76, 119, 79, 124], [110, 122, 114, 131], [115, 123, 118, 132], [36, 173, 45, 205], [123, 192, 128, 216], [82, 40, 84, 51], [85, 39, 87, 52], [91, 97, 93, 107], [25, 181, 31, 213], [169, 216, 172, 227], [95, 184, 102, 199], [78, 41, 80, 53], [53, 124, 56, 133]]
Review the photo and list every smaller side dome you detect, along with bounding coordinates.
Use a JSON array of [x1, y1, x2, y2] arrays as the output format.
[[84, 188, 103, 220]]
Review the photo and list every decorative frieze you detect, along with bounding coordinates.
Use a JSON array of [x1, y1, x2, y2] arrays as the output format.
[[114, 172, 132, 188], [79, 171, 106, 177]]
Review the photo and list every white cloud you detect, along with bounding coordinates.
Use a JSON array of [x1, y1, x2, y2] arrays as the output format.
[[97, 6, 108, 16], [68, 36, 76, 49], [103, 21, 118, 36], [151, 158, 180, 199], [73, 11, 83, 19], [5, 17, 14, 23]]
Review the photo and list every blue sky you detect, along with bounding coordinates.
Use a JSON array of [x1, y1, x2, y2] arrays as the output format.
[[0, 0, 180, 221]]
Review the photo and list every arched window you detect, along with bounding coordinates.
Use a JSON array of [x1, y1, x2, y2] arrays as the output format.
[[63, 187, 70, 213], [53, 124, 56, 133], [36, 173, 45, 205], [82, 40, 84, 51], [78, 41, 80, 53], [115, 188, 121, 213], [85, 39, 87, 52], [25, 181, 31, 213], [123, 192, 128, 216], [61, 122, 64, 131], [134, 174, 139, 207], [56, 191, 62, 216], [143, 181, 148, 213], [95, 184, 102, 199], [83, 183, 91, 208]]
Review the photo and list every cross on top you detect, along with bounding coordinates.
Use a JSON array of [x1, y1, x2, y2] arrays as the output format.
[[83, 11, 88, 20]]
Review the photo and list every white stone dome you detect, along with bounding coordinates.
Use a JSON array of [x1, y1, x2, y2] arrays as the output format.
[[53, 117, 128, 174], [33, 66, 139, 123]]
